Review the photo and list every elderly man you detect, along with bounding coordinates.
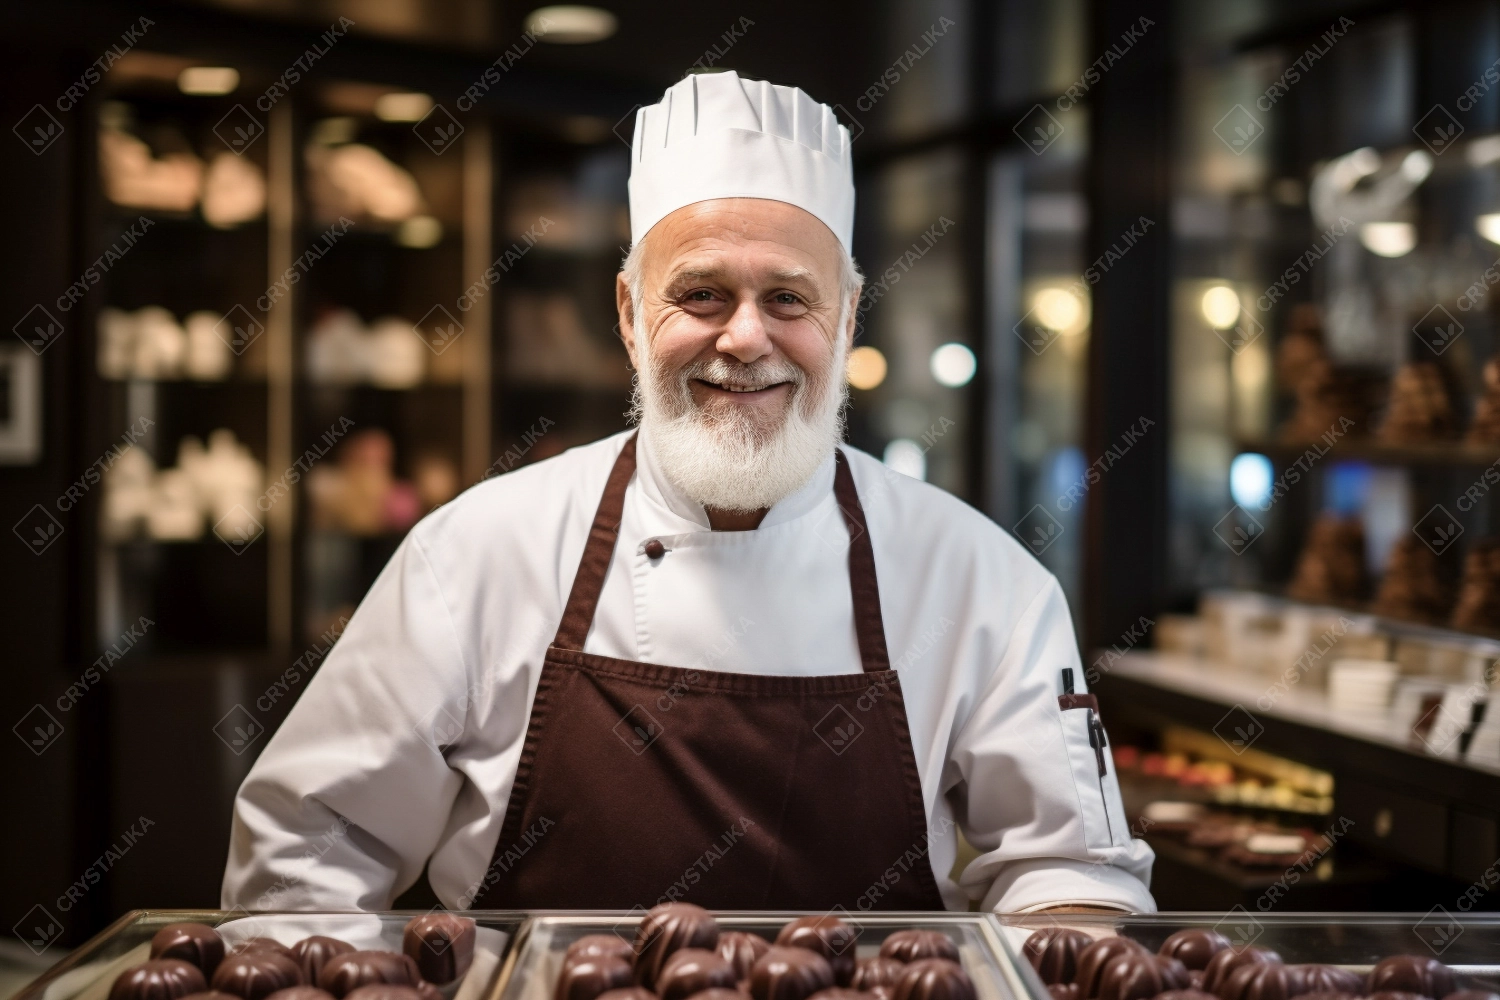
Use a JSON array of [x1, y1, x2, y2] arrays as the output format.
[[223, 72, 1154, 914]]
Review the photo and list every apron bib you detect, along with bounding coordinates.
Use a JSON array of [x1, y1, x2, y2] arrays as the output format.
[[472, 433, 946, 910]]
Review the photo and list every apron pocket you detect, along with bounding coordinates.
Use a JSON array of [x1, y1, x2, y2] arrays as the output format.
[[1058, 697, 1130, 851]]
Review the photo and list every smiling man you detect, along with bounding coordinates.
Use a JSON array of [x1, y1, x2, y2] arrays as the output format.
[[224, 71, 1155, 914]]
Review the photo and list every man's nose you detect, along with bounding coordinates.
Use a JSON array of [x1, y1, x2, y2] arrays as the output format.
[[714, 298, 774, 364]]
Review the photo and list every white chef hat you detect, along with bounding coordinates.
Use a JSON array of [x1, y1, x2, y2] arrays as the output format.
[[627, 71, 855, 251]]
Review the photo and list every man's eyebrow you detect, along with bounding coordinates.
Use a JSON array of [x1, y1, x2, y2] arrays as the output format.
[[663, 264, 818, 284]]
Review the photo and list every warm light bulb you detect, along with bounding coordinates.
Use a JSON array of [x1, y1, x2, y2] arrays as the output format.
[[178, 67, 239, 96], [375, 93, 433, 122], [1201, 285, 1241, 329], [930, 343, 976, 388], [526, 5, 618, 43], [1033, 287, 1081, 332], [1360, 222, 1416, 257], [846, 345, 887, 390], [1478, 214, 1500, 246]]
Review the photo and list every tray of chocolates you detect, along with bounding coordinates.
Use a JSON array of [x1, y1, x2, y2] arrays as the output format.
[[14, 911, 524, 1000], [992, 913, 1500, 1000], [493, 906, 1025, 1000]]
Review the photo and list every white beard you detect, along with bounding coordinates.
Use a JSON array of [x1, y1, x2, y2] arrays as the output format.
[[631, 333, 849, 514]]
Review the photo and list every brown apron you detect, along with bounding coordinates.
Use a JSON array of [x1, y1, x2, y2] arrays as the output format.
[[472, 433, 946, 910]]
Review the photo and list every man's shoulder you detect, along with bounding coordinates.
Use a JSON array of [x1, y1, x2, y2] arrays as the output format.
[[411, 430, 632, 549], [841, 444, 1055, 584]]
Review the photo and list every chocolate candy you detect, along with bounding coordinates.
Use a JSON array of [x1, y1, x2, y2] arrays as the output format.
[[1446, 992, 1500, 1000], [718, 932, 771, 981], [635, 904, 721, 990], [317, 952, 421, 998], [1297, 993, 1359, 1000], [691, 992, 751, 1000], [151, 925, 226, 979], [414, 983, 441, 1000], [1048, 986, 1081, 1000], [1024, 928, 1096, 986], [112, 961, 209, 1000], [568, 936, 638, 968], [291, 939, 356, 986], [809, 991, 874, 1000], [1188, 974, 1206, 992], [1367, 956, 1455, 999], [852, 958, 906, 993], [750, 946, 835, 1000], [1201, 947, 1280, 997], [1157, 931, 1229, 972], [265, 989, 337, 1000], [345, 988, 423, 1000], [1292, 967, 1362, 996], [596, 990, 657, 1000], [556, 957, 634, 1000], [179, 993, 243, 1000], [212, 952, 303, 1000], [879, 932, 958, 966], [657, 951, 737, 1000], [233, 940, 300, 962], [892, 959, 975, 1000], [1094, 955, 1187, 1000], [1156, 992, 1219, 1000], [403, 913, 477, 985], [1368, 993, 1431, 1000], [1219, 961, 1301, 1000], [1074, 938, 1149, 998], [779, 917, 858, 987]]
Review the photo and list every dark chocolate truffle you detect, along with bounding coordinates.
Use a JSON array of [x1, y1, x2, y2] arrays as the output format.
[[1074, 938, 1150, 998], [152, 925, 226, 979], [317, 952, 421, 998], [1189, 974, 1206, 992], [568, 936, 638, 968], [232, 940, 300, 962], [879, 932, 958, 966], [1095, 955, 1187, 1000], [179, 993, 242, 1000], [852, 959, 906, 994], [690, 992, 750, 1000], [1201, 948, 1280, 998], [1368, 993, 1432, 1000], [809, 991, 874, 1000], [265, 989, 337, 1000], [404, 913, 477, 986], [1158, 931, 1230, 972], [1291, 967, 1361, 996], [892, 960, 975, 1000], [344, 988, 423, 1000], [596, 990, 657, 1000], [112, 961, 209, 1000], [749, 947, 836, 1000], [1297, 993, 1359, 1000], [1445, 992, 1500, 1000], [212, 952, 303, 1000], [1367, 956, 1455, 1000], [718, 933, 771, 982], [291, 939, 356, 986], [1024, 928, 1096, 986], [1048, 986, 1081, 1000], [556, 957, 634, 1000], [657, 951, 738, 1000], [414, 982, 442, 1000], [778, 917, 858, 987], [1156, 992, 1219, 1000], [1219, 961, 1301, 1000], [635, 904, 721, 990]]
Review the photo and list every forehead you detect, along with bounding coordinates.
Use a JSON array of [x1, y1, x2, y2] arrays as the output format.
[[642, 198, 842, 283]]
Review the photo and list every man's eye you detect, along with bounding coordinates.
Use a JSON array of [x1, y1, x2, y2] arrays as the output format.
[[686, 290, 716, 301], [773, 293, 800, 305]]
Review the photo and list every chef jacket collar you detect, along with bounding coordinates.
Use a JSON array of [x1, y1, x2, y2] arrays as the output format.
[[634, 424, 838, 532]]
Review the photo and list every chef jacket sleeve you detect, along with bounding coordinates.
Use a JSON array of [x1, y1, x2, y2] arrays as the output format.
[[222, 532, 472, 910], [950, 576, 1157, 913]]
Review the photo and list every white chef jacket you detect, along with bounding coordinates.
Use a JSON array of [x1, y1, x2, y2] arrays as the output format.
[[223, 429, 1155, 914]]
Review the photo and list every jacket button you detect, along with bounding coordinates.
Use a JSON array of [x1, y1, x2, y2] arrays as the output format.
[[644, 539, 666, 559]]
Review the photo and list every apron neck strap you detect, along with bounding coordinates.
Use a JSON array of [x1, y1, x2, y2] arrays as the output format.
[[553, 432, 893, 673]]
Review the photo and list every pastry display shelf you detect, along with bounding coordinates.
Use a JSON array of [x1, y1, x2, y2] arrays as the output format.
[[1096, 652, 1500, 882], [990, 912, 1500, 1000]]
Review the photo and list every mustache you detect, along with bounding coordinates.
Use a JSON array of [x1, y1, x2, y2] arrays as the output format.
[[670, 355, 807, 391]]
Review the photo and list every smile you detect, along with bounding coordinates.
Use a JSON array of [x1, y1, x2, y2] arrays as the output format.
[[693, 378, 791, 395]]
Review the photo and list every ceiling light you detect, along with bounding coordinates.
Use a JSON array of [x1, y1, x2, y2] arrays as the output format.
[[1478, 214, 1500, 245], [930, 343, 976, 388], [846, 345, 887, 390], [526, 5, 618, 44], [178, 67, 239, 96], [374, 92, 433, 122], [1033, 287, 1082, 332], [1360, 221, 1416, 257], [1200, 285, 1241, 329]]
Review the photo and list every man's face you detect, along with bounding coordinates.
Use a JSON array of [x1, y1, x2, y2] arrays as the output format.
[[618, 198, 855, 441]]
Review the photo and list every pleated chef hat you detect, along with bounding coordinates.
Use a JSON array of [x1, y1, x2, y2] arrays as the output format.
[[627, 71, 855, 251]]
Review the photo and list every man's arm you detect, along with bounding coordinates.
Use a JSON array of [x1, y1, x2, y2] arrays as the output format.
[[222, 533, 473, 910], [948, 577, 1156, 913]]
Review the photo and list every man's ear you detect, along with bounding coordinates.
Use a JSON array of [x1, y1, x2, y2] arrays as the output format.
[[615, 271, 639, 369]]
